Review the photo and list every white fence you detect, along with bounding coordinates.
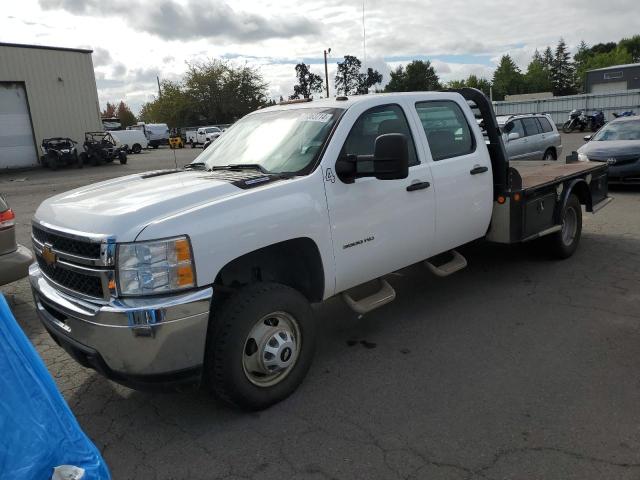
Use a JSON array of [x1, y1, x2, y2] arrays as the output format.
[[493, 89, 640, 125]]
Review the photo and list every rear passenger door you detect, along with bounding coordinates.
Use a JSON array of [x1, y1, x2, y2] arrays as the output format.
[[413, 99, 493, 254], [520, 117, 543, 159]]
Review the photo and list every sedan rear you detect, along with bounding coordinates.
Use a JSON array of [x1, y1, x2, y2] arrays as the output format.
[[0, 194, 33, 286]]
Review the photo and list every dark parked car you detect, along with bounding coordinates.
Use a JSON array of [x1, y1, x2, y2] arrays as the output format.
[[578, 116, 640, 182], [0, 194, 33, 286]]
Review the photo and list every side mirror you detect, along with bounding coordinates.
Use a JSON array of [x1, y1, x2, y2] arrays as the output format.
[[508, 132, 520, 141], [583, 135, 592, 141], [372, 133, 409, 180]]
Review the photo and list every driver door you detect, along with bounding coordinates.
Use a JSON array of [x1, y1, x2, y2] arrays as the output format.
[[322, 102, 436, 293]]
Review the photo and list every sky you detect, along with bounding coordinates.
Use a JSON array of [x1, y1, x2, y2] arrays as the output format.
[[3, 0, 639, 114]]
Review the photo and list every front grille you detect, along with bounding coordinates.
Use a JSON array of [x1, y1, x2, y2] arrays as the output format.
[[33, 225, 101, 258], [37, 255, 104, 298]]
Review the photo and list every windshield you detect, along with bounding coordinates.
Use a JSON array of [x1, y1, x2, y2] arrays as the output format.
[[592, 120, 640, 141], [196, 107, 342, 174], [205, 127, 220, 133]]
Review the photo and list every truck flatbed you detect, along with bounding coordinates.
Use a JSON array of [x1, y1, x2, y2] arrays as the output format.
[[512, 161, 606, 190]]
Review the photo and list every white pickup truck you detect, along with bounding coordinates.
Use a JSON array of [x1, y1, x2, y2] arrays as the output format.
[[29, 89, 611, 410], [186, 126, 223, 148]]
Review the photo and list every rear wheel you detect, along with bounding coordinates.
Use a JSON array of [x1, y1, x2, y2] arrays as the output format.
[[190, 140, 196, 149], [562, 121, 574, 133], [543, 148, 556, 161], [547, 194, 582, 259], [132, 143, 142, 154], [205, 282, 316, 410]]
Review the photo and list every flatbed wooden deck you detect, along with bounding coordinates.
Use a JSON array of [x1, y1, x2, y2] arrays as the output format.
[[512, 161, 605, 190]]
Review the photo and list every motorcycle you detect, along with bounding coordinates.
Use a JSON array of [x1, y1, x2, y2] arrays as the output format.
[[586, 110, 605, 132], [562, 109, 588, 133], [612, 110, 636, 118]]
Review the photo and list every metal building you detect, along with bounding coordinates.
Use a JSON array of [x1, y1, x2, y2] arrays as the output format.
[[585, 63, 640, 94], [0, 42, 102, 169]]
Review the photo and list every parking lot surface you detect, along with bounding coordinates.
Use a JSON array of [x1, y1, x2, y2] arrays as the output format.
[[2, 135, 640, 479]]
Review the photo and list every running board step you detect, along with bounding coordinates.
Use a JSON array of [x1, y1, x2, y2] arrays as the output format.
[[425, 250, 467, 277], [342, 278, 396, 315]]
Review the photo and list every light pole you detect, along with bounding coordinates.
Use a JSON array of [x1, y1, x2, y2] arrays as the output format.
[[324, 48, 331, 98]]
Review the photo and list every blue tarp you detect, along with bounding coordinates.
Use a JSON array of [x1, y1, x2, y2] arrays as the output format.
[[0, 294, 110, 480]]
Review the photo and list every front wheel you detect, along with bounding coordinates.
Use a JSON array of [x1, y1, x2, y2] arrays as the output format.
[[205, 282, 316, 410], [562, 120, 574, 133], [119, 152, 127, 164], [547, 194, 582, 259]]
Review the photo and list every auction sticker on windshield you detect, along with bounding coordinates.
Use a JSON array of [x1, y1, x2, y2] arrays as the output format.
[[302, 112, 333, 123]]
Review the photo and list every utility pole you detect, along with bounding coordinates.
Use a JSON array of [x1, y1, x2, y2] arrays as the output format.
[[324, 48, 331, 98], [157, 76, 161, 99]]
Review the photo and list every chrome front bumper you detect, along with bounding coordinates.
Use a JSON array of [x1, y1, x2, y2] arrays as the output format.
[[29, 263, 213, 380]]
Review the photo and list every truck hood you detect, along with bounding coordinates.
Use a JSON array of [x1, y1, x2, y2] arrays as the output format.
[[34, 170, 245, 241]]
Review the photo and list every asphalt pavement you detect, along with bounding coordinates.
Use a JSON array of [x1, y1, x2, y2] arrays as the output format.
[[1, 134, 639, 479]]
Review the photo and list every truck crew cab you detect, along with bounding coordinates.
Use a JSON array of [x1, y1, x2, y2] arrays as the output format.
[[29, 89, 611, 410]]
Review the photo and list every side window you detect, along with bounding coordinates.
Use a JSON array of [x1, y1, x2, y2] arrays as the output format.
[[341, 104, 418, 166], [415, 101, 475, 161], [522, 118, 541, 137], [537, 117, 554, 133], [508, 120, 525, 138]]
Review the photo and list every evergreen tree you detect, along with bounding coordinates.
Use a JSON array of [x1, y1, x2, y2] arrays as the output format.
[[551, 38, 576, 96], [492, 55, 524, 100], [619, 35, 640, 62], [291, 63, 323, 99], [542, 47, 554, 71], [384, 60, 440, 92], [525, 52, 552, 93], [116, 101, 137, 128], [335, 55, 382, 95]]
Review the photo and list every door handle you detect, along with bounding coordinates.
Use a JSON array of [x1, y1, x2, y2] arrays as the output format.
[[406, 181, 430, 192], [470, 165, 488, 175]]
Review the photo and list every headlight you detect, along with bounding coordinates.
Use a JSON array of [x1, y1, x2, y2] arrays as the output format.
[[117, 236, 195, 296], [577, 153, 589, 162]]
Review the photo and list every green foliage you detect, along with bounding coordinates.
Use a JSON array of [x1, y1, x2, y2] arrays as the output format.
[[334, 55, 382, 95], [384, 60, 440, 92], [573, 40, 634, 91], [619, 35, 640, 62], [551, 38, 576, 96], [139, 59, 268, 128], [291, 63, 323, 99], [492, 55, 524, 100], [524, 53, 552, 93], [445, 75, 491, 96], [116, 101, 137, 128]]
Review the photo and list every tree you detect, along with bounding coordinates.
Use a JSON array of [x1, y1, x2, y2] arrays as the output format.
[[551, 38, 576, 96], [384, 60, 440, 92], [445, 75, 491, 97], [542, 47, 554, 71], [334, 55, 382, 95], [139, 60, 269, 128], [619, 35, 640, 62], [116, 101, 137, 128], [101, 102, 116, 118], [576, 46, 633, 91], [524, 52, 552, 93], [492, 55, 524, 100], [291, 63, 323, 99]]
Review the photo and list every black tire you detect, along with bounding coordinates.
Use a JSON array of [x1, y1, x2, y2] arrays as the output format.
[[190, 141, 196, 149], [579, 124, 586, 132], [47, 152, 58, 171], [205, 282, 316, 410], [153, 144, 159, 149], [547, 194, 582, 259], [90, 154, 100, 166], [543, 148, 556, 161], [562, 121, 574, 134], [119, 152, 128, 164], [132, 143, 142, 154]]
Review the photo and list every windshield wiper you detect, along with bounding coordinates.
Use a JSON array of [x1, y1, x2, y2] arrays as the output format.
[[183, 162, 207, 170], [210, 163, 269, 174]]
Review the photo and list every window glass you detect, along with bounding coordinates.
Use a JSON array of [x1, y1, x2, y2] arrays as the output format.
[[537, 117, 554, 133], [341, 104, 418, 166], [508, 120, 525, 138], [522, 118, 541, 137], [416, 101, 475, 160]]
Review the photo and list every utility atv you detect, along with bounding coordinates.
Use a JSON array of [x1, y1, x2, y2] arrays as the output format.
[[40, 138, 82, 170], [81, 132, 128, 166]]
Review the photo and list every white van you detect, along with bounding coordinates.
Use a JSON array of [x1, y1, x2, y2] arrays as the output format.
[[127, 123, 170, 148], [110, 130, 148, 154]]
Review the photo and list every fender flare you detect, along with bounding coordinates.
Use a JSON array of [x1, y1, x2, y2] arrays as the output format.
[[556, 178, 592, 222]]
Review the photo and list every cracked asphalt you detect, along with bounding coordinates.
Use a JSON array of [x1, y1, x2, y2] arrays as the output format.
[[1, 134, 640, 479]]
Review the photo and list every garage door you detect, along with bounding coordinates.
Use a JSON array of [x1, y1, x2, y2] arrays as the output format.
[[590, 81, 628, 94], [0, 83, 38, 169]]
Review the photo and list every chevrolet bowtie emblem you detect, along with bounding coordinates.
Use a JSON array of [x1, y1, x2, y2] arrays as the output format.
[[41, 243, 57, 267]]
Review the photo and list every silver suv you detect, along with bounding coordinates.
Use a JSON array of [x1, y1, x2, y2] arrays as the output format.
[[497, 114, 563, 161]]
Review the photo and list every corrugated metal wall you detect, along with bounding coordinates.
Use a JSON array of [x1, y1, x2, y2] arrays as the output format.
[[493, 89, 640, 125], [0, 45, 102, 168]]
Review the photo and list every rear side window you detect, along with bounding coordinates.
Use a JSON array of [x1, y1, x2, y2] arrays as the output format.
[[521, 118, 541, 137], [415, 101, 475, 161], [537, 117, 554, 133], [341, 104, 419, 166]]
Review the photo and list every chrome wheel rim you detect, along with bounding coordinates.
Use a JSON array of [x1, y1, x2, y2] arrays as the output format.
[[561, 207, 578, 246], [242, 311, 301, 387]]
